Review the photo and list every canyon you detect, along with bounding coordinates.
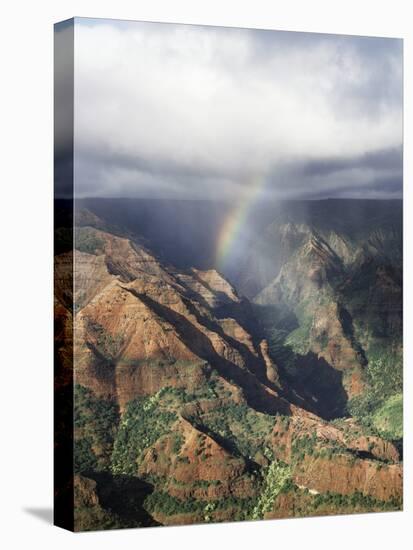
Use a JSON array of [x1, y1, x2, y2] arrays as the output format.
[[54, 198, 403, 530]]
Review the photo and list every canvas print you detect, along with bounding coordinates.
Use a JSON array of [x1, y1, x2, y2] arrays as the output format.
[[54, 18, 403, 531]]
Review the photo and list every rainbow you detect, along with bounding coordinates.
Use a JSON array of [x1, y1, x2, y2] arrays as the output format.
[[215, 175, 267, 269]]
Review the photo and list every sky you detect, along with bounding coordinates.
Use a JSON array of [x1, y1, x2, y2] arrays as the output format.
[[69, 18, 402, 200]]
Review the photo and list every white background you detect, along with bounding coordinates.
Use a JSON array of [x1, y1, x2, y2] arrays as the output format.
[[0, 1, 411, 549]]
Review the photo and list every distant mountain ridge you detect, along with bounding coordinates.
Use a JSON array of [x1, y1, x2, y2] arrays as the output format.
[[72, 198, 402, 296]]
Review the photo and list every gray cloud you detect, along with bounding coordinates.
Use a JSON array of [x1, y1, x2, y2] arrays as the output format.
[[73, 18, 403, 199], [55, 20, 74, 198], [300, 146, 402, 177]]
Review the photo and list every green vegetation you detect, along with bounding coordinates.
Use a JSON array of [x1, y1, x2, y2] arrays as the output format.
[[291, 434, 318, 461], [191, 401, 278, 459], [252, 460, 291, 519], [309, 490, 401, 513], [74, 227, 104, 255], [171, 433, 184, 454], [155, 378, 218, 404], [74, 438, 97, 473], [169, 478, 222, 489], [86, 320, 125, 359], [284, 296, 333, 356], [367, 347, 403, 397], [347, 349, 402, 439], [74, 385, 119, 473], [269, 485, 401, 518], [144, 490, 258, 521], [285, 300, 314, 355], [290, 433, 349, 463], [253, 301, 314, 375], [372, 394, 403, 440], [265, 329, 297, 375], [317, 331, 329, 350], [111, 391, 177, 475], [253, 303, 300, 368]]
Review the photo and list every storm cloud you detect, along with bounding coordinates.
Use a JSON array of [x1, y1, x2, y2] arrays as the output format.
[[72, 18, 403, 199]]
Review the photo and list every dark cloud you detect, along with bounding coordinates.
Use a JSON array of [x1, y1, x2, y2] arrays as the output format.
[[299, 146, 402, 177], [73, 18, 403, 200], [54, 20, 74, 198]]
